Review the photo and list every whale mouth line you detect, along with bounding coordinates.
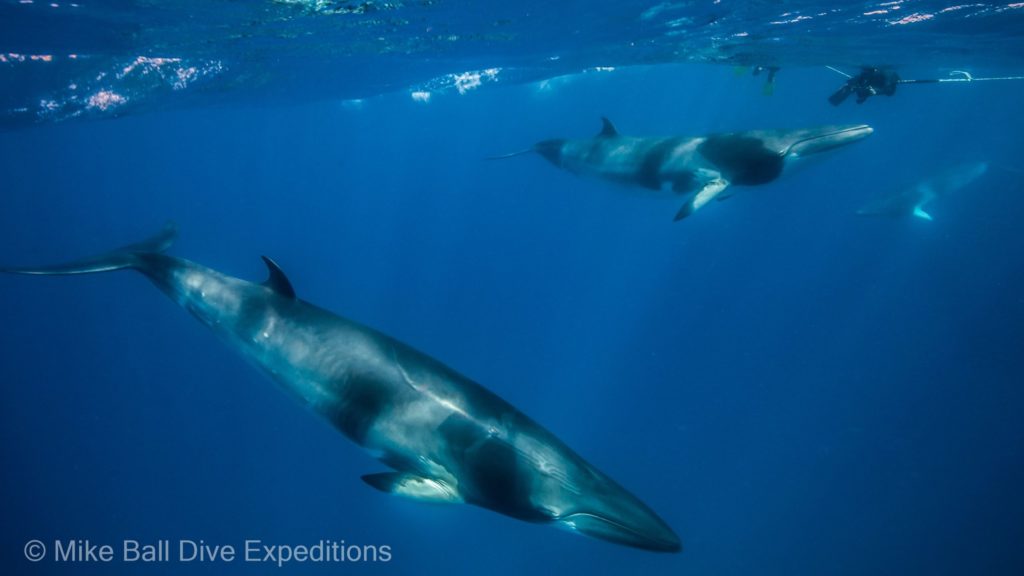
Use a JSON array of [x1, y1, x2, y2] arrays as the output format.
[[560, 512, 634, 530], [800, 124, 872, 142], [785, 124, 873, 156], [827, 124, 873, 138], [559, 511, 681, 552]]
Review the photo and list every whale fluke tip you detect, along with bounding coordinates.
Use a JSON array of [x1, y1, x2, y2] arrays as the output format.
[[484, 148, 535, 161]]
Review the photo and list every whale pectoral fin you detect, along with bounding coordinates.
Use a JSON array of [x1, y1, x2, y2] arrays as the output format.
[[361, 473, 462, 504], [674, 178, 730, 221], [912, 206, 934, 221]]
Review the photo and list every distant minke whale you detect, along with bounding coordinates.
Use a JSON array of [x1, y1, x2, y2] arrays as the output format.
[[856, 161, 989, 221], [490, 118, 874, 221], [1, 225, 681, 553]]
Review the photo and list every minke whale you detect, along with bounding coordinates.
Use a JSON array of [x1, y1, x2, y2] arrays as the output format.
[[491, 118, 874, 221], [856, 161, 989, 221], [1, 225, 681, 553]]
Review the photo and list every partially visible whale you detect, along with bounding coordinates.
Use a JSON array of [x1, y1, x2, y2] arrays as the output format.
[[1, 225, 680, 553], [491, 118, 874, 221], [857, 161, 989, 221]]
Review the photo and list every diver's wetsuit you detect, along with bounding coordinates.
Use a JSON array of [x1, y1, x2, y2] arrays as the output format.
[[829, 68, 900, 105]]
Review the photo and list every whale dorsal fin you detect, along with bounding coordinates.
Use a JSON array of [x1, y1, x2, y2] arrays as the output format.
[[598, 117, 619, 137], [261, 256, 296, 299]]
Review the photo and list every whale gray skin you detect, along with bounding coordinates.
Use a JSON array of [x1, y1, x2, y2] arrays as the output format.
[[497, 118, 873, 221], [1, 224, 681, 553], [857, 161, 989, 221]]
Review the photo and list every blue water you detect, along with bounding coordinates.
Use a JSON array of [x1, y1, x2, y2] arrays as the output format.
[[2, 3, 1024, 575]]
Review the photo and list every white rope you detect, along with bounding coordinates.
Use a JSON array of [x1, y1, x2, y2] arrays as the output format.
[[826, 66, 1024, 84], [825, 65, 852, 78]]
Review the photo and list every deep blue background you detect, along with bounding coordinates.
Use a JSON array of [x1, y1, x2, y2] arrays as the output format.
[[1, 64, 1023, 574]]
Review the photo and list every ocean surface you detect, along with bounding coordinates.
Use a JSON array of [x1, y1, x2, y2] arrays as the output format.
[[2, 1, 1024, 574]]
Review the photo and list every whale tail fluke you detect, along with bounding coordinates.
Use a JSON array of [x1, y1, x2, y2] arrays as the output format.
[[992, 163, 1024, 176], [1, 222, 177, 276]]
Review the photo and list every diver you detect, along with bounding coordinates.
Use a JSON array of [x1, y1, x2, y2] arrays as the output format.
[[752, 65, 780, 95], [828, 67, 900, 105], [733, 64, 781, 96], [826, 66, 1024, 105]]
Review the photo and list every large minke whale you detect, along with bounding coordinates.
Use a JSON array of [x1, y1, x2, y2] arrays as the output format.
[[491, 118, 873, 221], [1, 224, 680, 553]]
